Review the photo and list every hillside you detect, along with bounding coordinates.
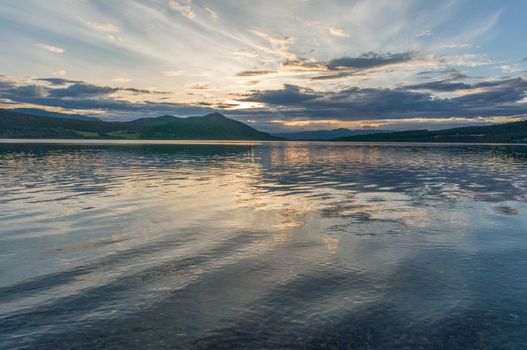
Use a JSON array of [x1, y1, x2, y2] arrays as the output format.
[[12, 108, 102, 122], [0, 109, 281, 140], [273, 128, 391, 140], [333, 120, 527, 143]]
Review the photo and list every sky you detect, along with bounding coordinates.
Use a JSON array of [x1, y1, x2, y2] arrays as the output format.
[[1, 0, 526, 132]]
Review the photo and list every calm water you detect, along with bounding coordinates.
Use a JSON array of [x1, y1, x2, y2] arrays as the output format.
[[1, 141, 527, 349]]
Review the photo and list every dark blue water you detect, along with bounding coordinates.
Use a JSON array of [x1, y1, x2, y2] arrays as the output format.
[[1, 141, 527, 349]]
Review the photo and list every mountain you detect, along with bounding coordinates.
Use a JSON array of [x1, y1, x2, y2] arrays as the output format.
[[273, 128, 391, 140], [333, 120, 527, 143], [12, 108, 102, 122], [0, 109, 282, 140]]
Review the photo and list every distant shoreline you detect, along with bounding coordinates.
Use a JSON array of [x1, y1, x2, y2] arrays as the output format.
[[2, 138, 527, 147]]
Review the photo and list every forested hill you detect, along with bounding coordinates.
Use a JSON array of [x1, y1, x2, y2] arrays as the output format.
[[333, 120, 527, 143], [0, 109, 282, 140]]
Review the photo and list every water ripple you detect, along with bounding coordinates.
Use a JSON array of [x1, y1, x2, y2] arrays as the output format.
[[1, 142, 527, 349]]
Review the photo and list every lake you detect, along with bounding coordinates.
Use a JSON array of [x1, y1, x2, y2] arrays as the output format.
[[1, 140, 527, 349]]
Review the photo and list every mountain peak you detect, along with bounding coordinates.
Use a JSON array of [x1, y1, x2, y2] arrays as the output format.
[[203, 112, 227, 119]]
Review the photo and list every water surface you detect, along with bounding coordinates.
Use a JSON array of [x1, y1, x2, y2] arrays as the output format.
[[1, 141, 527, 349]]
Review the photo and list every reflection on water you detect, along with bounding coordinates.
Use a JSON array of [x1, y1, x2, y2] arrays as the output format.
[[1, 141, 527, 349]]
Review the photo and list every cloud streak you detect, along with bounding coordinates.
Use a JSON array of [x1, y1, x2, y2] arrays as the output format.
[[37, 43, 64, 54], [79, 18, 119, 33]]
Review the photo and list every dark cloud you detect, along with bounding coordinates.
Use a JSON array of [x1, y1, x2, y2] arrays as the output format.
[[35, 78, 169, 96], [310, 72, 354, 80], [406, 77, 525, 93], [405, 80, 472, 92], [236, 70, 276, 77], [49, 83, 118, 98], [123, 87, 170, 95], [245, 84, 321, 104], [212, 102, 240, 109], [46, 83, 167, 98], [36, 78, 83, 86], [326, 52, 415, 70], [0, 79, 17, 90], [281, 58, 325, 72], [235, 51, 419, 79], [7, 85, 47, 98], [241, 77, 527, 120], [0, 77, 189, 120], [453, 78, 527, 105], [417, 68, 468, 81]]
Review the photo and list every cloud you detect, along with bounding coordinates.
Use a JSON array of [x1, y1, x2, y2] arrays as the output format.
[[53, 70, 67, 76], [236, 70, 276, 77], [327, 52, 416, 70], [443, 54, 494, 67], [417, 68, 468, 80], [187, 83, 209, 90], [415, 29, 433, 38], [440, 43, 475, 49], [79, 18, 119, 33], [501, 64, 522, 73], [240, 78, 527, 120], [48, 83, 118, 98], [2, 78, 168, 103], [0, 77, 193, 120], [232, 48, 258, 58], [37, 43, 64, 54], [310, 72, 355, 80], [328, 27, 348, 37], [35, 78, 83, 86], [250, 30, 294, 48], [203, 7, 218, 21], [245, 84, 321, 104], [405, 80, 472, 92], [0, 76, 16, 90], [168, 0, 196, 19]]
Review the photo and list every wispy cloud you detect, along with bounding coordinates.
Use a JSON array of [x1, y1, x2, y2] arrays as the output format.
[[250, 30, 294, 49], [236, 70, 276, 77], [440, 43, 475, 49], [328, 27, 348, 37], [445, 54, 494, 67], [79, 18, 119, 33], [37, 43, 64, 54], [203, 7, 218, 21], [232, 48, 258, 58], [168, 0, 196, 19], [500, 64, 522, 73], [415, 29, 433, 38]]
